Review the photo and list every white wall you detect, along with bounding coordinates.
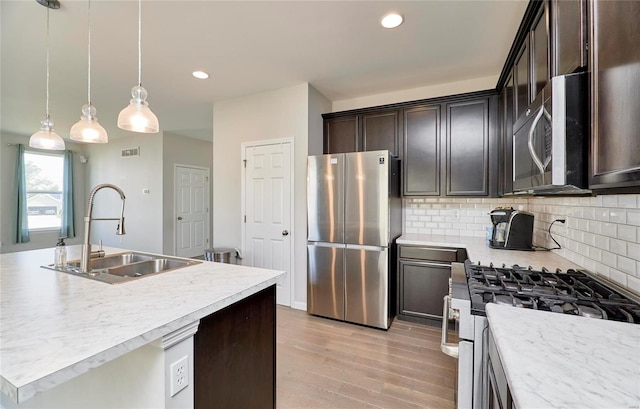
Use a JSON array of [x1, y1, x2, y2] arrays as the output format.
[[0, 132, 87, 254], [331, 75, 496, 112], [213, 83, 328, 309], [86, 134, 163, 253], [162, 132, 213, 255]]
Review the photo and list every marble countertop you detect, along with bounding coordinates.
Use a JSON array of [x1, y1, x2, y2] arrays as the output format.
[[397, 233, 578, 271], [486, 304, 640, 409], [0, 246, 285, 404]]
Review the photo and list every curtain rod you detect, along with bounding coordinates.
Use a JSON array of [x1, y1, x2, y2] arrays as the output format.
[[6, 143, 80, 153]]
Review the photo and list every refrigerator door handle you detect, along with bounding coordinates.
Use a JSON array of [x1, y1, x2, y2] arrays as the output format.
[[308, 241, 346, 248], [345, 244, 387, 251]]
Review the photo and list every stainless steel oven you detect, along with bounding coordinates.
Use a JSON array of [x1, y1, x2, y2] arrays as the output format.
[[512, 72, 588, 193], [441, 263, 488, 409]]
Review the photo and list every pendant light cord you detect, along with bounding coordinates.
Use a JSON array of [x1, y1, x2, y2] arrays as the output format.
[[87, 0, 92, 104], [45, 6, 50, 119], [138, 0, 142, 86]]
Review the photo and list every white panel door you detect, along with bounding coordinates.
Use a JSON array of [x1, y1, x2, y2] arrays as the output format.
[[244, 142, 292, 306], [175, 166, 209, 258]]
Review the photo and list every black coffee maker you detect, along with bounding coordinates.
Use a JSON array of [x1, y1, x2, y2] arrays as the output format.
[[489, 208, 534, 250]]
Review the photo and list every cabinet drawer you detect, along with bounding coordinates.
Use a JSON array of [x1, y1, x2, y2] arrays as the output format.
[[398, 246, 459, 262]]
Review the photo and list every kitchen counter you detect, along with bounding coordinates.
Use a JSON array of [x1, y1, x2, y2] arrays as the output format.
[[0, 245, 284, 404], [486, 303, 640, 408], [397, 233, 578, 271]]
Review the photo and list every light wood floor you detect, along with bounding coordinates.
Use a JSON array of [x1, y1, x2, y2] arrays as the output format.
[[276, 306, 457, 409]]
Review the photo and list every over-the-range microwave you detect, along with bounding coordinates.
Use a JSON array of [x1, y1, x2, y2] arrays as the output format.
[[512, 72, 589, 194]]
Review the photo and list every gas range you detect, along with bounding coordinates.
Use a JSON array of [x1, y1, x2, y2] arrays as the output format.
[[446, 260, 640, 409], [464, 260, 640, 323]]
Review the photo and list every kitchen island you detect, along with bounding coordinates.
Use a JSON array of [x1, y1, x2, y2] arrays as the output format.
[[0, 245, 284, 407], [486, 303, 640, 408]]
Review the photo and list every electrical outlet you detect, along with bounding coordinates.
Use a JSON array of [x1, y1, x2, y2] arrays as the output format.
[[170, 355, 189, 397], [451, 209, 460, 220]]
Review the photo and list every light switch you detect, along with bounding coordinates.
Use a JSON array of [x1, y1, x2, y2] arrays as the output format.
[[142, 189, 150, 194]]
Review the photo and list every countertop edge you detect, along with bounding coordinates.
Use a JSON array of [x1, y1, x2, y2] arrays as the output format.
[[5, 274, 283, 404]]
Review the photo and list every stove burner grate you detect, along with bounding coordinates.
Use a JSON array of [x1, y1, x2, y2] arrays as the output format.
[[465, 261, 640, 323]]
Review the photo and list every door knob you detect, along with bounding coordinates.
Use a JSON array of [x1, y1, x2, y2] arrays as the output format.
[[282, 230, 289, 236], [177, 217, 183, 220]]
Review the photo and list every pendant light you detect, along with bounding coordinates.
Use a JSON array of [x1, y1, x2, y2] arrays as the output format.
[[30, 0, 65, 151], [117, 0, 159, 133], [70, 0, 108, 143]]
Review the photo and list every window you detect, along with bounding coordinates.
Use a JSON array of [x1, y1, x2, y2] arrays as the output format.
[[24, 151, 64, 230]]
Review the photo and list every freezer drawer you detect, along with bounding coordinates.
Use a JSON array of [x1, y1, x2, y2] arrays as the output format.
[[307, 243, 345, 320], [344, 246, 390, 329], [307, 154, 344, 243]]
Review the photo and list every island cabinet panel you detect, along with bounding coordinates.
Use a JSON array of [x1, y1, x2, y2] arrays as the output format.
[[403, 105, 441, 196], [194, 285, 276, 409], [588, 0, 640, 190], [445, 97, 493, 196], [361, 110, 401, 156], [324, 115, 359, 154]]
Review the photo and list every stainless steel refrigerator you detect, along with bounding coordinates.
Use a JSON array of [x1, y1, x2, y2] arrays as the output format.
[[307, 150, 402, 329]]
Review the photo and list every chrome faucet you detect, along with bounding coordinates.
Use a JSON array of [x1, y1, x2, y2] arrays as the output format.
[[81, 184, 126, 273]]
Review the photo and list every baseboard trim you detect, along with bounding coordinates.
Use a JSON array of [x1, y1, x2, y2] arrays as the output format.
[[292, 301, 307, 311]]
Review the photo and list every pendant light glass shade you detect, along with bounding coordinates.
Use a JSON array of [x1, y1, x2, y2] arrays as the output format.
[[30, 117, 65, 150], [117, 0, 159, 133], [117, 85, 159, 133], [70, 104, 108, 143], [70, 0, 108, 143], [30, 4, 65, 151]]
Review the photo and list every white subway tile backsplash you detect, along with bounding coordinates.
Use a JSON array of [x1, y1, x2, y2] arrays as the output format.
[[609, 268, 628, 287], [609, 209, 627, 224], [583, 207, 596, 220], [602, 195, 618, 208], [627, 209, 640, 226], [618, 225, 637, 242], [617, 256, 636, 275], [404, 194, 640, 293], [628, 276, 640, 294], [601, 222, 618, 238], [609, 238, 627, 256], [618, 195, 638, 208]]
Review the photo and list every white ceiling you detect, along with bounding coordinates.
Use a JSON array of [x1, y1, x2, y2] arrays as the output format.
[[1, 0, 527, 143]]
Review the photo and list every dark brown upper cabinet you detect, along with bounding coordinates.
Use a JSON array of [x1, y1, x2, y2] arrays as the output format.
[[514, 40, 530, 122], [324, 91, 498, 198], [499, 73, 515, 196], [551, 0, 587, 76], [403, 105, 440, 196], [588, 0, 640, 191], [361, 110, 402, 156], [324, 115, 359, 154], [323, 110, 401, 158], [531, 4, 550, 99], [445, 96, 496, 196]]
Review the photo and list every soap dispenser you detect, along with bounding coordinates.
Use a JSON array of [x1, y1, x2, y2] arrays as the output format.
[[55, 237, 67, 268]]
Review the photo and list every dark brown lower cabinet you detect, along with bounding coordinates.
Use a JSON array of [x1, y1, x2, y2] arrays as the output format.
[[194, 285, 276, 409]]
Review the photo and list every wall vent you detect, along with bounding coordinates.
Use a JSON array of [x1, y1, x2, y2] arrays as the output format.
[[121, 146, 140, 158]]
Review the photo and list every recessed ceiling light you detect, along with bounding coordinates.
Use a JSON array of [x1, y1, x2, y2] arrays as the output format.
[[192, 71, 210, 80], [380, 13, 403, 29]]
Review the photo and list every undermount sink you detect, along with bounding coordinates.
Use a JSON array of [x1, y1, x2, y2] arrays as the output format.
[[45, 251, 201, 284]]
